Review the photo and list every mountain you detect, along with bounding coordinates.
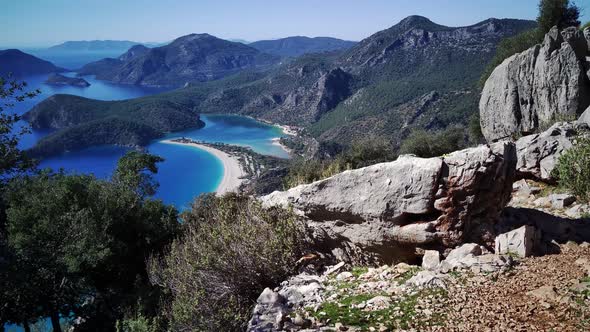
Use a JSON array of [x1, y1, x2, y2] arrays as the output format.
[[77, 44, 150, 76], [249, 36, 357, 57], [25, 16, 537, 156], [77, 33, 280, 87], [24, 93, 206, 156], [0, 49, 65, 76], [48, 40, 152, 52]]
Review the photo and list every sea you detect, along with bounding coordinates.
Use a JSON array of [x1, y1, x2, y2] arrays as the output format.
[[4, 49, 289, 332], [9, 51, 288, 209]]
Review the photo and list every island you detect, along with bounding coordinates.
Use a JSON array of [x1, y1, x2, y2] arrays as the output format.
[[44, 73, 91, 87]]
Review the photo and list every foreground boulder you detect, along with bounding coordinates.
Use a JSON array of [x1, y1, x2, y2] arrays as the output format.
[[515, 122, 589, 181], [262, 142, 516, 263], [480, 26, 590, 142]]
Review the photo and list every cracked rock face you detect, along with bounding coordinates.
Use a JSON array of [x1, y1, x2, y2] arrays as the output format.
[[514, 122, 589, 181], [261, 142, 516, 263], [480, 26, 590, 142]]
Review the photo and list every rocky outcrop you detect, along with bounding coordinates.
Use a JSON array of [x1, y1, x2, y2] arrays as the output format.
[[480, 26, 590, 142], [495, 225, 538, 258], [261, 142, 517, 263], [514, 122, 589, 181], [78, 34, 280, 87]]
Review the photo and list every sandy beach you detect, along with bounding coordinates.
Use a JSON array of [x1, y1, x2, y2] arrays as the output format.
[[160, 139, 245, 195], [271, 137, 292, 156]]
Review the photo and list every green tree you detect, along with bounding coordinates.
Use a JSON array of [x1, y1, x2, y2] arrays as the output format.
[[480, 0, 581, 86], [537, 0, 580, 33], [0, 76, 39, 182], [0, 76, 39, 331], [3, 152, 178, 331], [149, 193, 303, 331]]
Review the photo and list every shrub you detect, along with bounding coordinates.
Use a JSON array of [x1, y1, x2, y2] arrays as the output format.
[[148, 193, 304, 332], [283, 137, 395, 188], [116, 313, 163, 332], [554, 136, 590, 201], [399, 127, 467, 158]]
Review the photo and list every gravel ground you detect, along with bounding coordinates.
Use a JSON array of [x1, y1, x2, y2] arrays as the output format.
[[432, 243, 590, 331]]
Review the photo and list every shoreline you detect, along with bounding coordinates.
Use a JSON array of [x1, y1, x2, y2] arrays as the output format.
[[160, 139, 246, 195], [271, 137, 293, 156]]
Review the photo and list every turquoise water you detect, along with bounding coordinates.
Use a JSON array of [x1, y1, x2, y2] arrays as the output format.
[[37, 114, 287, 210], [10, 72, 287, 211], [5, 54, 288, 332]]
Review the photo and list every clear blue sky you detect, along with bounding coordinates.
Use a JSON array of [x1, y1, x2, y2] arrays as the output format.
[[1, 0, 588, 47]]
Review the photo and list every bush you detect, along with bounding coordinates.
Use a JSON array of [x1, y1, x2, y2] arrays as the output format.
[[283, 137, 396, 188], [116, 313, 163, 332], [148, 193, 304, 332], [399, 128, 467, 158], [554, 136, 590, 201]]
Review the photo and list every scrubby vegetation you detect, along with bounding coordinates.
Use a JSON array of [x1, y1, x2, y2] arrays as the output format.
[[283, 138, 396, 188], [399, 127, 467, 158], [2, 155, 179, 331], [148, 193, 304, 331], [480, 0, 580, 86], [0, 77, 181, 331], [554, 136, 590, 201]]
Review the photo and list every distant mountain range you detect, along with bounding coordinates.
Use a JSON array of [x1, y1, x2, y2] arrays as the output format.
[[25, 16, 537, 156], [249, 36, 356, 57], [77, 34, 280, 87], [0, 49, 65, 77], [48, 40, 160, 52]]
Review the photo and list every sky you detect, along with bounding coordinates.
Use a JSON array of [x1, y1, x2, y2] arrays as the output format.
[[1, 0, 589, 48]]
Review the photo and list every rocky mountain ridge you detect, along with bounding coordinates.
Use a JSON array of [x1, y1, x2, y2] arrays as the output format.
[[77, 33, 280, 87], [23, 16, 537, 156], [249, 36, 357, 57]]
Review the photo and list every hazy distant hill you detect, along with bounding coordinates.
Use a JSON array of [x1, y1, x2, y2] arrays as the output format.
[[250, 36, 356, 57], [26, 16, 537, 155], [77, 44, 150, 76], [48, 40, 155, 52], [77, 33, 280, 87], [0, 49, 65, 76]]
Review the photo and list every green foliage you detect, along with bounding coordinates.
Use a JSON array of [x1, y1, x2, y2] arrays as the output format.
[[0, 76, 39, 181], [307, 288, 447, 330], [114, 151, 164, 198], [553, 136, 590, 201], [29, 118, 162, 158], [537, 0, 580, 33], [1, 152, 179, 330], [149, 193, 304, 332], [115, 312, 163, 332], [582, 21, 590, 30], [283, 137, 396, 188], [481, 0, 581, 86], [399, 127, 467, 158]]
